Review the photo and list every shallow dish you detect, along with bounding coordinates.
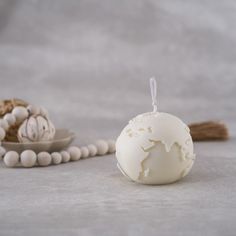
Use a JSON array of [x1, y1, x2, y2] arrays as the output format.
[[2, 129, 75, 153]]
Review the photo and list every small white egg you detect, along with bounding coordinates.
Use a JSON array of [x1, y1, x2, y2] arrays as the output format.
[[81, 146, 89, 158], [51, 152, 62, 165], [21, 150, 37, 168], [0, 119, 9, 131], [4, 151, 19, 167], [12, 106, 29, 124], [67, 146, 81, 161], [27, 105, 40, 116], [87, 144, 97, 157], [37, 152, 52, 166], [40, 106, 49, 118], [0, 127, 5, 141], [95, 139, 109, 155], [60, 151, 70, 163], [3, 113, 16, 126], [107, 139, 116, 153]]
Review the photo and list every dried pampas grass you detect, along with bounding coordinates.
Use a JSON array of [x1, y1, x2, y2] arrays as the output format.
[[189, 121, 229, 141]]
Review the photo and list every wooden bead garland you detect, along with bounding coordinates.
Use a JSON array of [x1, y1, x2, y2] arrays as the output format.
[[2, 140, 115, 168], [0, 104, 116, 168]]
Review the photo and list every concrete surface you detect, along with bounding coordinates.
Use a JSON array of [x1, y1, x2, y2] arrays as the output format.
[[0, 0, 235, 235]]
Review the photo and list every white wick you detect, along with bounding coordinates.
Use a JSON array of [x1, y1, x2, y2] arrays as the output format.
[[150, 77, 158, 112]]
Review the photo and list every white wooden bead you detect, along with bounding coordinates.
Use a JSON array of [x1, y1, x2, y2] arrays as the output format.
[[4, 151, 19, 167], [87, 144, 97, 157], [0, 146, 6, 157], [67, 146, 81, 161], [51, 152, 62, 165], [27, 105, 40, 116], [37, 152, 52, 166], [0, 127, 5, 141], [0, 119, 9, 131], [12, 106, 29, 123], [95, 139, 109, 155], [4, 113, 16, 126], [61, 151, 70, 163], [21, 150, 37, 168], [107, 139, 116, 153], [81, 146, 89, 158]]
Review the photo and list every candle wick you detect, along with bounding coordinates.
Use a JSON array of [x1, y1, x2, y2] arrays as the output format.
[[150, 77, 158, 112]]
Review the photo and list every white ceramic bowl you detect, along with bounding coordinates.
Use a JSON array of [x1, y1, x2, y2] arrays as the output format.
[[2, 129, 75, 153]]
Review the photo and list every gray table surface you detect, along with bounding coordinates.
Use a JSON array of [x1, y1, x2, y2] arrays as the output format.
[[0, 1, 235, 235]]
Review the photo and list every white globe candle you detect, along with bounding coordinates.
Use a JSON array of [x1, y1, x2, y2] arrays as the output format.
[[116, 78, 196, 185]]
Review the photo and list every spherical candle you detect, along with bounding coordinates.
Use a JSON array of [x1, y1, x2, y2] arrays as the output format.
[[37, 152, 52, 166], [95, 140, 109, 155], [51, 152, 62, 165], [107, 139, 116, 153], [61, 151, 70, 163], [4, 151, 19, 167], [0, 127, 5, 141], [12, 106, 29, 124], [116, 78, 196, 185], [81, 146, 89, 158], [3, 113, 16, 126], [87, 144, 97, 157], [21, 150, 37, 167], [0, 119, 9, 131], [68, 146, 81, 161], [17, 114, 55, 143]]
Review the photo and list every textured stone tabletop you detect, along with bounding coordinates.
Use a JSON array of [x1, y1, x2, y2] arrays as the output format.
[[0, 1, 235, 235]]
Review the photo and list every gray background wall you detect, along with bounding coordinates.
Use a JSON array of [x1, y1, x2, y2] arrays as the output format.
[[0, 1, 235, 235], [0, 0, 235, 140]]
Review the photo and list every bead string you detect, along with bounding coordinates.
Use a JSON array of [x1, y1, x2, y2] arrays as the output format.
[[150, 77, 158, 112], [0, 105, 115, 168]]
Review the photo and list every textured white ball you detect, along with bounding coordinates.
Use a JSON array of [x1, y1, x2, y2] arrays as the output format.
[[87, 144, 97, 157], [95, 140, 109, 155], [37, 152, 52, 166], [4, 151, 19, 167], [107, 139, 116, 153], [0, 146, 6, 157], [27, 105, 40, 116], [0, 119, 9, 131], [116, 112, 196, 185], [81, 146, 89, 158], [0, 127, 5, 141], [61, 151, 70, 163], [67, 146, 81, 161], [21, 150, 37, 167], [17, 115, 55, 143], [51, 152, 62, 165], [4, 113, 16, 126], [12, 106, 29, 123]]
